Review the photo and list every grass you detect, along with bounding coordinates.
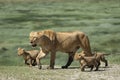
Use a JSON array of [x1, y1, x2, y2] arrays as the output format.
[[0, 0, 120, 67]]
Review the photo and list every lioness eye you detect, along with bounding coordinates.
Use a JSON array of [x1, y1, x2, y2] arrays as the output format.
[[33, 37, 37, 40]]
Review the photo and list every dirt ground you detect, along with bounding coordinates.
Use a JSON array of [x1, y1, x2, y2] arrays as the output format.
[[0, 64, 120, 80], [68, 64, 120, 80]]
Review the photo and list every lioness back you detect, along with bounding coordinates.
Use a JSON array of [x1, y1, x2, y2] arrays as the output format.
[[56, 32, 82, 52]]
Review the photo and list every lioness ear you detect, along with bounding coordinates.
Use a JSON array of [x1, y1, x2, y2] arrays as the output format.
[[36, 32, 40, 35], [30, 31, 39, 37], [34, 32, 39, 36], [30, 31, 35, 36], [42, 30, 56, 43]]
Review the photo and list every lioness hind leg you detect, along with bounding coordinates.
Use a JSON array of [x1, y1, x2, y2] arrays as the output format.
[[62, 53, 74, 69]]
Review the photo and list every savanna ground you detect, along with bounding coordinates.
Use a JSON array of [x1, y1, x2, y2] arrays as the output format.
[[0, 0, 120, 80], [0, 64, 120, 80]]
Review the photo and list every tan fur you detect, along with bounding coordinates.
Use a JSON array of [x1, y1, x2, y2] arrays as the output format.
[[17, 48, 39, 66], [93, 52, 108, 67], [29, 30, 92, 69], [74, 51, 108, 68], [74, 53, 99, 71]]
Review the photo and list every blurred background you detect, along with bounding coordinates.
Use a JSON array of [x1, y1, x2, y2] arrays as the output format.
[[0, 0, 120, 66]]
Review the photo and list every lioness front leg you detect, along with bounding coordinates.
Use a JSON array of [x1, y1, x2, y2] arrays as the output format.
[[36, 52, 46, 69], [48, 52, 56, 69], [36, 57, 42, 69]]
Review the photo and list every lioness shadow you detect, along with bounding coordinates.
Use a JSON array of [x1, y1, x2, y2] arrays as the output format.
[[34, 65, 110, 71]]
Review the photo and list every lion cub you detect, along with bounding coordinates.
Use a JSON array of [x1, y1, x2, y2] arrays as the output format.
[[17, 48, 39, 67], [80, 51, 108, 67], [74, 53, 99, 71]]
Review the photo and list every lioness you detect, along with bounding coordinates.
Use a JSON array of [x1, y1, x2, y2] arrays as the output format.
[[29, 30, 92, 69], [74, 53, 99, 71], [17, 48, 39, 66]]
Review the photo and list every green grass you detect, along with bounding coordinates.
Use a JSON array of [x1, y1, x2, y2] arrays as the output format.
[[0, 0, 120, 66]]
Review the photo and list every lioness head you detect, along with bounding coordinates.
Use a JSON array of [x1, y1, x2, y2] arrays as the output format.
[[17, 48, 25, 56], [29, 30, 55, 47], [29, 32, 42, 47]]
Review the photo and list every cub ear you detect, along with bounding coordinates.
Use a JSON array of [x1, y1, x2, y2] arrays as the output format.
[[22, 48, 25, 52], [79, 54, 85, 59], [80, 52, 85, 57], [17, 47, 21, 50]]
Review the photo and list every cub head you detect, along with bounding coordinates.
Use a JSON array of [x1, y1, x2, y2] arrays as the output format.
[[74, 53, 81, 60], [17, 48, 25, 56], [74, 51, 85, 60], [80, 51, 88, 56], [74, 53, 84, 60]]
